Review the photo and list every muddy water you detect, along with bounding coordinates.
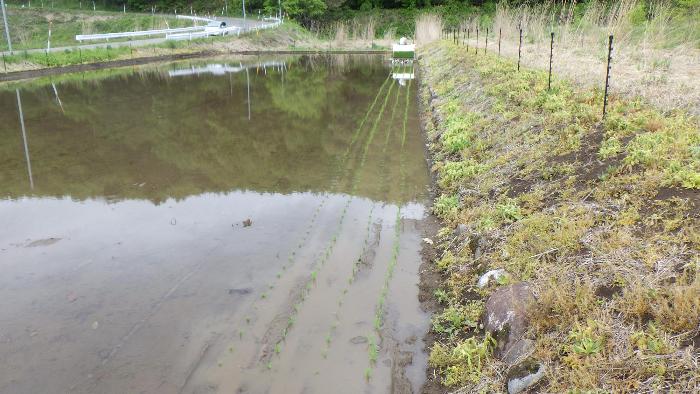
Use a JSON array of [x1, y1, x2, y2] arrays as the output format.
[[0, 55, 431, 394]]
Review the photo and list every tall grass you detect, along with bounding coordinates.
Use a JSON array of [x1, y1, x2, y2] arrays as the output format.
[[416, 14, 441, 45], [447, 0, 699, 113]]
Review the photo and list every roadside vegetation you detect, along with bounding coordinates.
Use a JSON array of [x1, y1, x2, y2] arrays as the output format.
[[0, 5, 191, 51], [420, 36, 698, 392]]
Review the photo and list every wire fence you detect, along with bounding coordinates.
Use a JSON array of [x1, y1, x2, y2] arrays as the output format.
[[442, 26, 616, 120]]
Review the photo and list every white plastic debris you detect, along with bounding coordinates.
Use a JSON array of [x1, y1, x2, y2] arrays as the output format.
[[478, 269, 507, 288], [422, 238, 434, 245]]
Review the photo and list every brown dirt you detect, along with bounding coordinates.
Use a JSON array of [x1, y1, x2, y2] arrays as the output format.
[[415, 63, 450, 394]]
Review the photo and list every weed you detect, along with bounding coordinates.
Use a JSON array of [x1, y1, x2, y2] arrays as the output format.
[[431, 302, 483, 337]]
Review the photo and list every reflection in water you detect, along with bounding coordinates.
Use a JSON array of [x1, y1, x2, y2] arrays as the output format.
[[0, 55, 427, 204], [51, 82, 65, 113], [0, 55, 431, 394], [15, 89, 33, 190]]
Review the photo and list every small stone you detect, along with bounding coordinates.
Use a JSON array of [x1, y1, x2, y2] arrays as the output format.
[[350, 336, 368, 345], [454, 223, 469, 236], [478, 269, 507, 288], [422, 238, 434, 245], [507, 362, 545, 394]]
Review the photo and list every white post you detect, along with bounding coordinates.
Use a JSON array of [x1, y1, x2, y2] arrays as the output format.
[[16, 90, 34, 190], [1, 0, 12, 53], [46, 22, 51, 51], [242, 0, 246, 29], [245, 66, 251, 120], [52, 82, 64, 113], [278, 0, 281, 20], [123, 4, 125, 13], [92, 1, 95, 11]]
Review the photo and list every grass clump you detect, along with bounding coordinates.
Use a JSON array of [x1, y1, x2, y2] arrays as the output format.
[[431, 301, 483, 337], [429, 334, 495, 387]]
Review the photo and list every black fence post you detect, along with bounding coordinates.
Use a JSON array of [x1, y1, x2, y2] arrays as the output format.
[[485, 28, 488, 54], [79, 48, 82, 63], [467, 28, 470, 53], [548, 32, 554, 90], [475, 27, 479, 55], [603, 34, 614, 118], [2, 52, 6, 73], [498, 28, 501, 55], [517, 28, 522, 71]]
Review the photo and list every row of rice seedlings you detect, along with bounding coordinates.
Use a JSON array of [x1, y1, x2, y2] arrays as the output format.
[[364, 207, 402, 380], [271, 198, 352, 364], [343, 72, 394, 161], [363, 75, 414, 380], [320, 72, 407, 360], [357, 79, 397, 171], [264, 73, 394, 295], [249, 71, 394, 327], [399, 74, 414, 198], [382, 80, 403, 154], [320, 205, 376, 358], [401, 70, 413, 149], [267, 74, 399, 365]]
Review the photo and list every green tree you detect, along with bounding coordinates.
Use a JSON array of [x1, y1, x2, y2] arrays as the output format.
[[282, 0, 326, 22]]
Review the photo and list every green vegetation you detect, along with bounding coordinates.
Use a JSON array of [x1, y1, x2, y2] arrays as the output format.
[[0, 6, 190, 51], [421, 40, 698, 391]]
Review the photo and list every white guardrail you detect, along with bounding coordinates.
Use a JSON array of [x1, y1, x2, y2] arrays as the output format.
[[76, 26, 205, 42], [166, 18, 281, 40], [74, 15, 281, 42]]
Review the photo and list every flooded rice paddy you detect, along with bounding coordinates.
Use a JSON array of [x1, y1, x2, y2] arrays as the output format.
[[0, 55, 431, 393]]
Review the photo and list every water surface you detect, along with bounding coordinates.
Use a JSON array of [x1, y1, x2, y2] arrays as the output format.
[[0, 54, 431, 394]]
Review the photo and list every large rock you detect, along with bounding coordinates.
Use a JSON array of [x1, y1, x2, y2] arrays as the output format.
[[484, 283, 535, 360]]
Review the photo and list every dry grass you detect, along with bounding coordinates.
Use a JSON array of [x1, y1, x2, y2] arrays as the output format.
[[441, 1, 700, 114], [416, 14, 442, 45]]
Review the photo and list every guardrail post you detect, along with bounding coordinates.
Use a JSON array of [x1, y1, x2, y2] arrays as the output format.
[[475, 27, 478, 55], [603, 34, 614, 118]]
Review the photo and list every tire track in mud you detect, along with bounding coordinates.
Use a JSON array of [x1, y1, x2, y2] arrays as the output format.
[[178, 71, 397, 393]]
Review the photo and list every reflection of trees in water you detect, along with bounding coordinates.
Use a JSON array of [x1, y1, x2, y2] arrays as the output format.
[[0, 56, 428, 205]]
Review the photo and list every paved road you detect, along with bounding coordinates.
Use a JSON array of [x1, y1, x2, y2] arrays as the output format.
[[0, 16, 271, 57]]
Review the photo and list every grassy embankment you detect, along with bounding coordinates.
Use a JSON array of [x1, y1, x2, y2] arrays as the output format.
[[420, 39, 699, 392]]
